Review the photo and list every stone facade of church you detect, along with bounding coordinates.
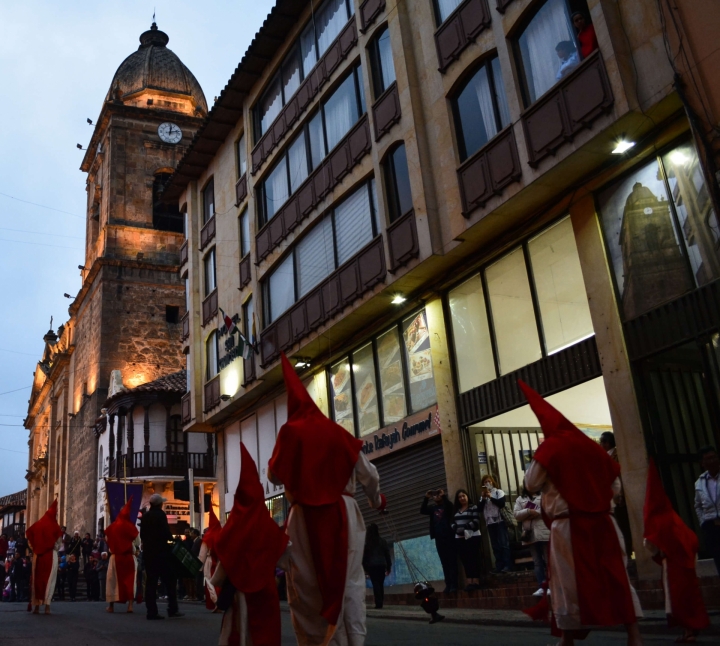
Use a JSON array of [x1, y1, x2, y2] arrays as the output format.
[[25, 23, 207, 534]]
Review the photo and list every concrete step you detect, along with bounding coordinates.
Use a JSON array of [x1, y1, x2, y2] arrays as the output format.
[[368, 573, 720, 611]]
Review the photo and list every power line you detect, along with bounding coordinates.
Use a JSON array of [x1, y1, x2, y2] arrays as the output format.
[[0, 347, 38, 357], [0, 226, 84, 240], [0, 386, 31, 398], [0, 191, 84, 219], [0, 237, 83, 251], [0, 446, 28, 454]]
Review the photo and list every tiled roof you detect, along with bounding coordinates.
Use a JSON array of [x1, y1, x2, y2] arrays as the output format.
[[129, 370, 187, 394], [0, 490, 26, 510]]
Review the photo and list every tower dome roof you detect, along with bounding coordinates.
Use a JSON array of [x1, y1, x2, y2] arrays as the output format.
[[106, 23, 208, 115]]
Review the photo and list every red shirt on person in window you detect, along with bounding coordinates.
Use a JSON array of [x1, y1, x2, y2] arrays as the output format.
[[573, 12, 598, 59]]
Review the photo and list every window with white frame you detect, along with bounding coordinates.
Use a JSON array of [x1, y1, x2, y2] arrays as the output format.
[[263, 179, 378, 323], [515, 0, 594, 106], [254, 0, 354, 139], [368, 26, 396, 98], [257, 65, 366, 225], [237, 133, 247, 177], [452, 55, 510, 161], [239, 208, 251, 258], [202, 178, 215, 225], [204, 248, 217, 296], [206, 331, 219, 380]]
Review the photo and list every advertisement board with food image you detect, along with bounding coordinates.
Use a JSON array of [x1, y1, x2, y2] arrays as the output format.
[[330, 360, 355, 435], [353, 343, 380, 436], [377, 328, 407, 423], [402, 311, 437, 412]]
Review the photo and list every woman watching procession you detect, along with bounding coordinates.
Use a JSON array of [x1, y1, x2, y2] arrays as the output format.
[[104, 497, 139, 614], [26, 499, 63, 615]]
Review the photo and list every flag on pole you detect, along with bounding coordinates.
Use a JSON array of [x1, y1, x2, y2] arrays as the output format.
[[219, 307, 237, 335], [240, 331, 253, 360], [434, 404, 443, 433]]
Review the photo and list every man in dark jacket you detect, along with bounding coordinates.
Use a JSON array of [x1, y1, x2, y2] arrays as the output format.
[[421, 488, 458, 593], [140, 494, 183, 620]]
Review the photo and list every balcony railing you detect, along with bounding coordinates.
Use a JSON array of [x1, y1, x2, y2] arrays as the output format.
[[179, 240, 188, 267], [181, 391, 192, 425], [200, 215, 216, 250], [181, 311, 190, 341], [110, 450, 214, 478], [202, 288, 218, 326]]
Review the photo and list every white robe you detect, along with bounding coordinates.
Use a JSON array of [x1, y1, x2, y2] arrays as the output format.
[[276, 451, 382, 646], [105, 536, 139, 604], [200, 541, 219, 606], [524, 460, 643, 630], [211, 562, 252, 646], [30, 537, 61, 606]]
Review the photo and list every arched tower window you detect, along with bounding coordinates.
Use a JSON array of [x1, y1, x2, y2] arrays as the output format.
[[153, 171, 184, 232]]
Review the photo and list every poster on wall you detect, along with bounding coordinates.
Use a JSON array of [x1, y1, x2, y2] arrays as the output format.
[[331, 359, 355, 435], [377, 329, 407, 424], [402, 311, 436, 411]]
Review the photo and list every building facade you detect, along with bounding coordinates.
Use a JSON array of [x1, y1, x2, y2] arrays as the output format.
[[0, 490, 27, 539], [168, 0, 720, 581], [25, 23, 209, 534]]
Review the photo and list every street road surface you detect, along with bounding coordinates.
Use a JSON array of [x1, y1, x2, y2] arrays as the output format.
[[0, 600, 691, 645]]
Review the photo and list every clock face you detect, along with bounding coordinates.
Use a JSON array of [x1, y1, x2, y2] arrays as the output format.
[[158, 122, 182, 144]]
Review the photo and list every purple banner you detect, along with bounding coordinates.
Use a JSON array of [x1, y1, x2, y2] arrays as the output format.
[[106, 482, 143, 524]]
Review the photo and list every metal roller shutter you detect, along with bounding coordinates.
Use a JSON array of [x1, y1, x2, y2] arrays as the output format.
[[355, 436, 447, 542]]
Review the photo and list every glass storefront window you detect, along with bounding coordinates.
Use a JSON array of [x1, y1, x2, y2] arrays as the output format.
[[402, 311, 437, 411], [352, 343, 380, 436], [486, 248, 542, 374], [377, 328, 407, 423], [265, 494, 286, 526], [330, 358, 355, 435], [596, 141, 719, 321], [448, 275, 496, 392], [528, 216, 594, 354], [328, 310, 436, 436]]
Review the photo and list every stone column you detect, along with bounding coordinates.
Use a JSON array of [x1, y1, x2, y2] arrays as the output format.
[[127, 407, 135, 476], [570, 196, 653, 579]]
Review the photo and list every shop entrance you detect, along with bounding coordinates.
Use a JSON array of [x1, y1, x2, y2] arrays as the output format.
[[468, 428, 543, 506], [638, 335, 720, 556]]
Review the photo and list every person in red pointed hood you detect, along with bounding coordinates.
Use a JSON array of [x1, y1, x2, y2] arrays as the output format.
[[643, 460, 709, 642], [212, 442, 289, 646], [200, 507, 222, 611], [267, 353, 386, 646], [104, 496, 139, 613], [518, 380, 643, 646], [26, 499, 63, 614]]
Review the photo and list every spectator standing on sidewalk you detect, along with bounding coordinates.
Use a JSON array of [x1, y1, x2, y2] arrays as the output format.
[[478, 475, 512, 573], [421, 488, 458, 593], [14, 532, 28, 558], [66, 554, 80, 601], [362, 523, 392, 609], [67, 532, 82, 561], [96, 552, 108, 602], [452, 489, 483, 591], [514, 486, 549, 596], [81, 533, 93, 566], [56, 554, 67, 601], [694, 445, 720, 576], [140, 494, 183, 620]]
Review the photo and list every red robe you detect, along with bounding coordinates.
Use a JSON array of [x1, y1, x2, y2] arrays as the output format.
[[643, 460, 709, 630], [519, 380, 637, 628], [268, 353, 364, 626], [202, 508, 222, 610], [26, 499, 62, 607], [105, 497, 139, 603], [215, 442, 289, 646]]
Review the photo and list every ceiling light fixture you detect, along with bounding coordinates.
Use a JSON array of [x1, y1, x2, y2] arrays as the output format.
[[391, 294, 406, 305], [612, 139, 635, 154], [220, 394, 232, 402], [294, 357, 311, 369]]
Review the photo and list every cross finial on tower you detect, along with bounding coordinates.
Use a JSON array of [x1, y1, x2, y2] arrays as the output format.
[[49, 315, 53, 330]]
